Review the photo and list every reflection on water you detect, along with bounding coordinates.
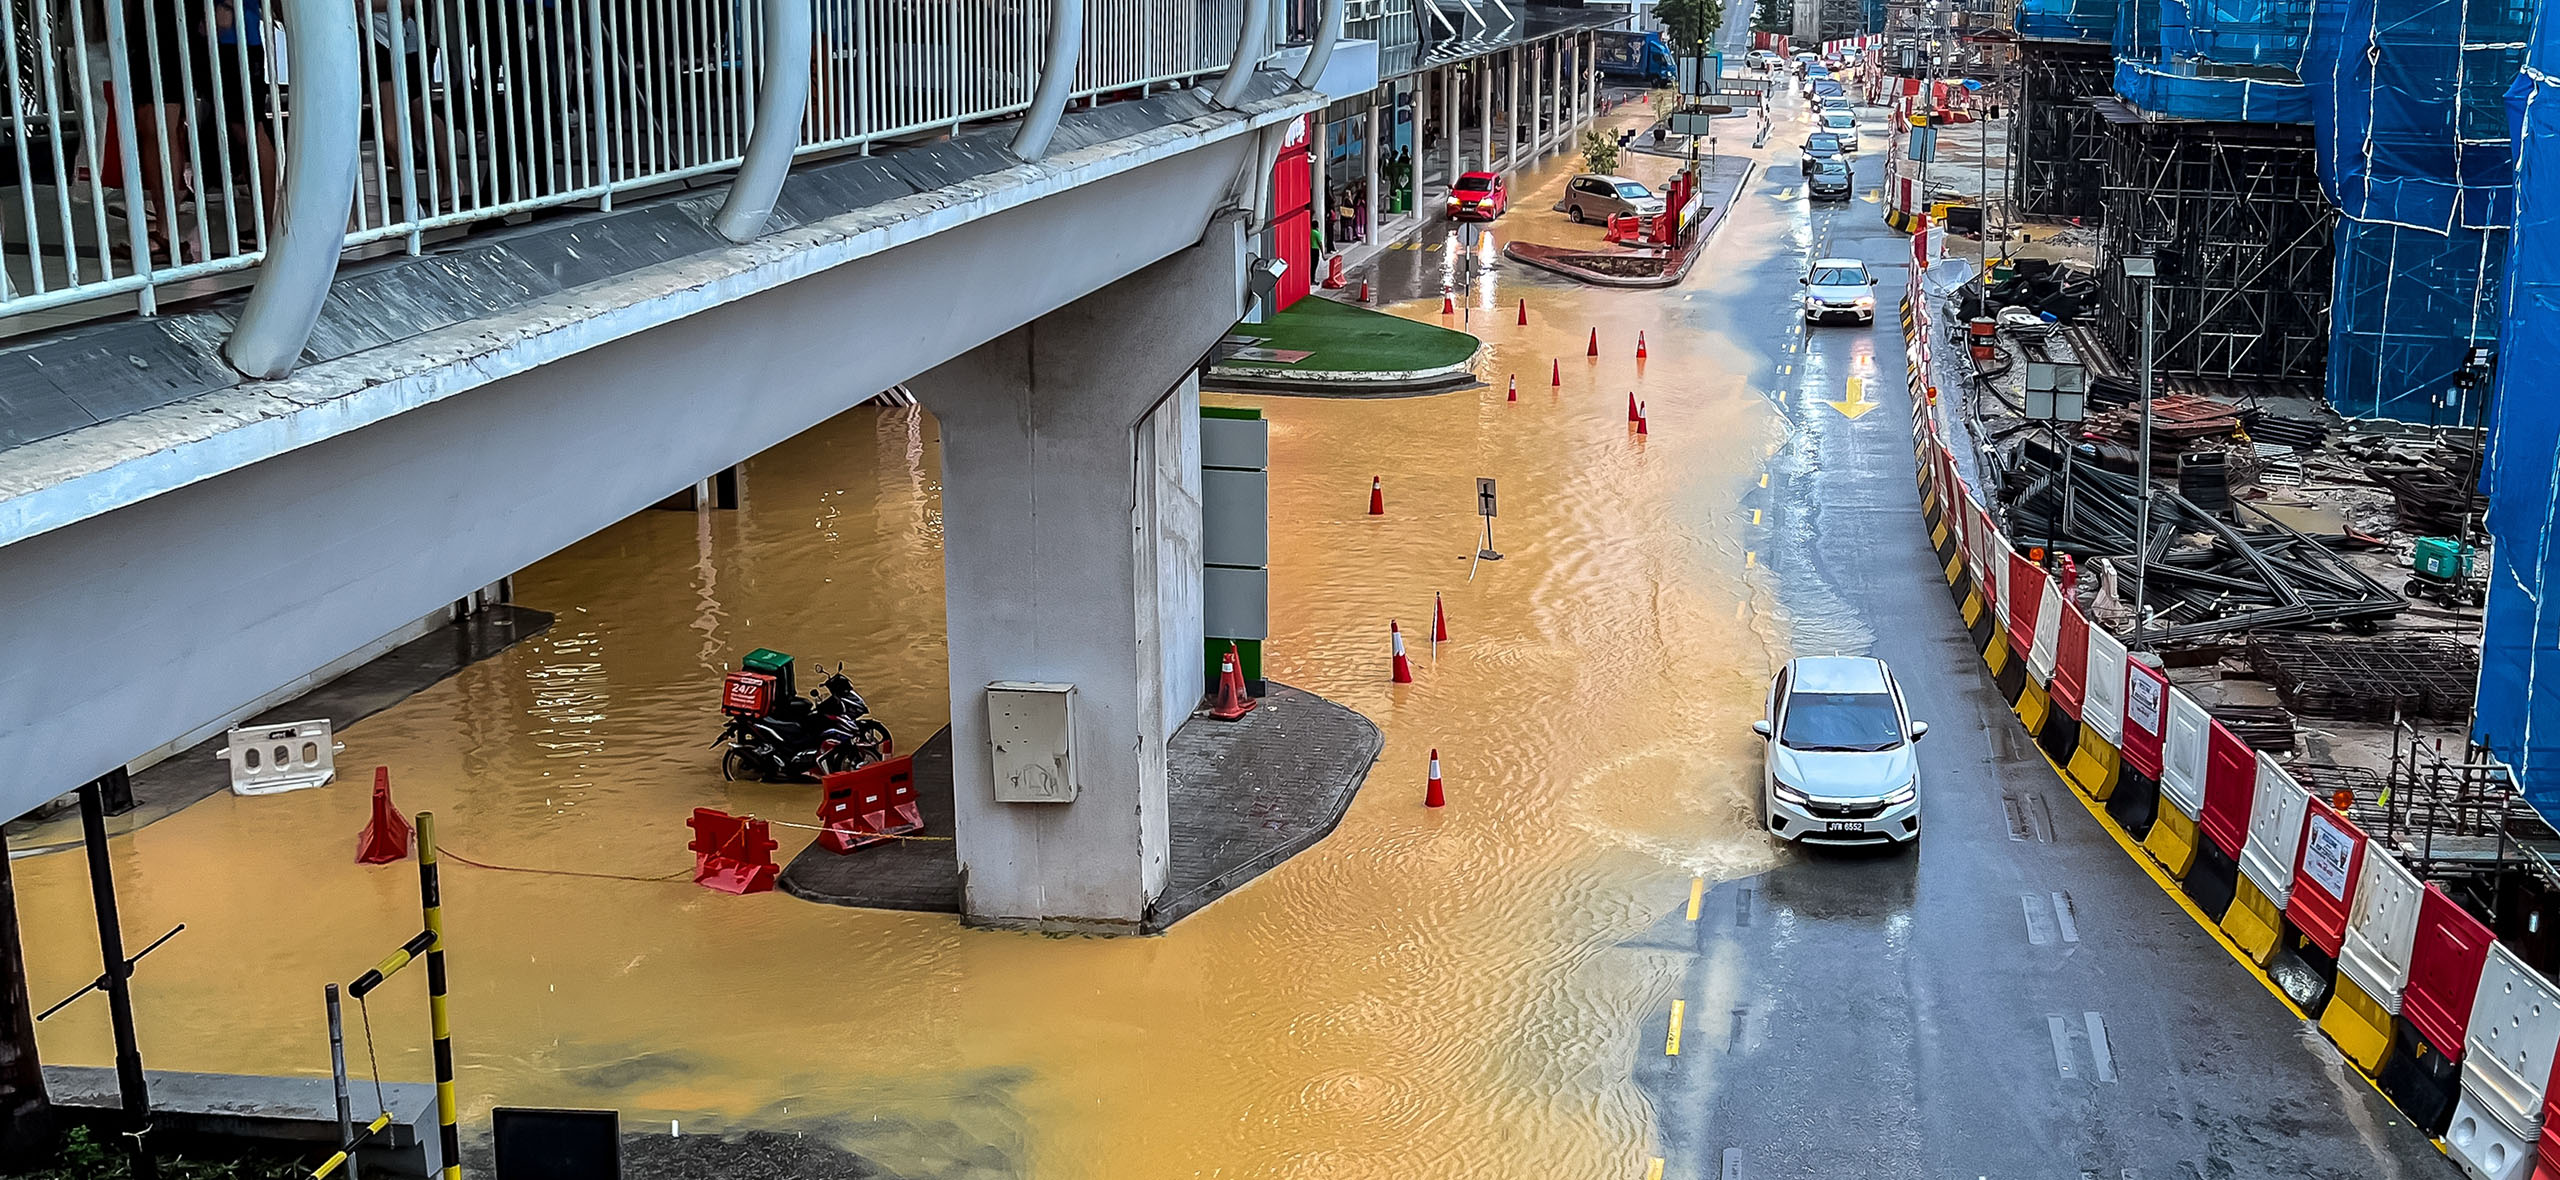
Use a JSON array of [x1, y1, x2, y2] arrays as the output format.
[[14, 202, 1798, 1178]]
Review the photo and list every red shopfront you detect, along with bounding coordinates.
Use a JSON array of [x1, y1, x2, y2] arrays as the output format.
[[1270, 114, 1314, 310]]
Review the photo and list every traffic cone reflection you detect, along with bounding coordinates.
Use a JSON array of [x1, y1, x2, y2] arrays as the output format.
[[1391, 621, 1414, 683], [1425, 749, 1446, 807], [1369, 476, 1385, 516]]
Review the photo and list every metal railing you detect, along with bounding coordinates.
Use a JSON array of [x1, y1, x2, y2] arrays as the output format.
[[0, 0, 1253, 326]]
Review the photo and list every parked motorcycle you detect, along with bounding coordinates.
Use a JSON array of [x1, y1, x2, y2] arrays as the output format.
[[716, 651, 893, 782]]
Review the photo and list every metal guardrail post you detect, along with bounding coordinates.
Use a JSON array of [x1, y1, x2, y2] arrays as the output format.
[[1296, 0, 1343, 87], [225, 0, 362, 379], [1011, 0, 1087, 160], [1213, 0, 1273, 107], [717, 0, 816, 242]]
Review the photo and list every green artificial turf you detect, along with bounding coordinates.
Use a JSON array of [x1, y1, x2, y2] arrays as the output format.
[[1223, 296, 1481, 373]]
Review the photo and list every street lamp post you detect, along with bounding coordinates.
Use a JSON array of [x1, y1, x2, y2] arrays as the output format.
[[2121, 254, 2158, 641]]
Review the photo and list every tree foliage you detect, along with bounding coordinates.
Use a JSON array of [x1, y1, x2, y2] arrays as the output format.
[[1580, 127, 1621, 176], [1654, 0, 1726, 59]]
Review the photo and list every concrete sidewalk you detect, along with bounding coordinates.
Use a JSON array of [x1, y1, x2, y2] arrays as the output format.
[[778, 684, 1382, 931]]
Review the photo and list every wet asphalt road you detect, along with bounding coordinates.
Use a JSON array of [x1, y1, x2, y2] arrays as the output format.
[[1608, 101, 2455, 1179]]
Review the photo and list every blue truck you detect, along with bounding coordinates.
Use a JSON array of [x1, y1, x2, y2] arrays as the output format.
[[1594, 30, 1677, 85]]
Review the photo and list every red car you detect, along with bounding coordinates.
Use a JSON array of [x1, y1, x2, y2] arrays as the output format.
[[1449, 171, 1508, 221]]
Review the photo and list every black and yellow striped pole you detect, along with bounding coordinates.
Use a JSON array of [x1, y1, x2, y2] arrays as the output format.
[[417, 811, 460, 1180]]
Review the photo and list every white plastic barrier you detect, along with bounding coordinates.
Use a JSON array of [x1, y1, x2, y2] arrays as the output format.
[[216, 719, 343, 796], [2083, 628, 2127, 746], [2448, 944, 2560, 1180], [1988, 536, 2019, 624], [2338, 845, 2427, 1013], [2159, 690, 2212, 821], [2238, 754, 2313, 906], [2026, 585, 2062, 684]]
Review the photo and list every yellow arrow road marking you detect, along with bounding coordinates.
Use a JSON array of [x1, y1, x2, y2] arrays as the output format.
[[1828, 375, 1880, 420], [1687, 876, 1705, 920], [1666, 1000, 1686, 1055], [1646, 1159, 1665, 1180]]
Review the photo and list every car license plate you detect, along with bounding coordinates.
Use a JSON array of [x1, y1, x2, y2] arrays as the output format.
[[1825, 821, 1864, 833]]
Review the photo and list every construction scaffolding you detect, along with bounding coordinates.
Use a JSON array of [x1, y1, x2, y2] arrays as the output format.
[[2097, 104, 2332, 381], [2478, 23, 2560, 819], [2301, 0, 2530, 424], [2011, 40, 2112, 219], [2109, 0, 2316, 122]]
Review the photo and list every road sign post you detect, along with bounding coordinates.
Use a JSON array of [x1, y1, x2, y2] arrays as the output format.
[[1471, 478, 1503, 577]]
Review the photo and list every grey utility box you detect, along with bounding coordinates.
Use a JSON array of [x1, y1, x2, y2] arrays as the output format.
[[987, 681, 1077, 803]]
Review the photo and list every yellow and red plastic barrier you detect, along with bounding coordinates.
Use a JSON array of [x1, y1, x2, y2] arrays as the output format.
[[1900, 289, 2560, 1171]]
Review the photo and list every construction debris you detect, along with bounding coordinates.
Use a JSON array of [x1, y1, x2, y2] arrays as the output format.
[[1998, 445, 2406, 643]]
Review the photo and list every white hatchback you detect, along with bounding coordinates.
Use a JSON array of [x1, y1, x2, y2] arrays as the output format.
[[1753, 657, 1928, 846]]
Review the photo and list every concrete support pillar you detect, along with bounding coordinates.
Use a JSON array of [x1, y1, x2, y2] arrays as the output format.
[[1585, 34, 1598, 126], [1478, 64, 1494, 174], [909, 218, 1239, 932], [1445, 66, 1462, 185], [1507, 47, 1522, 168], [1529, 43, 1545, 153], [1362, 105, 1380, 242]]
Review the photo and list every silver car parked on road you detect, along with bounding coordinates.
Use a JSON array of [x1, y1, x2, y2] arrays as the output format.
[[1558, 173, 1667, 224], [1753, 657, 1928, 846]]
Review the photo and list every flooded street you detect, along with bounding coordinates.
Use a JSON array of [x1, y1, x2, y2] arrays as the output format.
[[11, 143, 1802, 1176]]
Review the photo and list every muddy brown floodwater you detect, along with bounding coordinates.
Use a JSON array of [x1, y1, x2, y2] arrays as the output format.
[[15, 152, 1797, 1179]]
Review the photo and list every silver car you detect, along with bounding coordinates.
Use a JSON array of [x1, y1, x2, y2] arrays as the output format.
[[1801, 257, 1878, 323], [1559, 173, 1667, 224], [1752, 657, 1928, 846]]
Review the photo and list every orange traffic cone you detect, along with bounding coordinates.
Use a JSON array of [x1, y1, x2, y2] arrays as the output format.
[[1391, 620, 1414, 683], [1637, 402, 1650, 435], [1627, 392, 1641, 423], [1517, 298, 1529, 326], [1637, 331, 1648, 360], [1507, 375, 1518, 402], [1368, 476, 1385, 516], [1551, 359, 1562, 386], [1425, 749, 1446, 807], [1359, 280, 1371, 303], [1442, 293, 1456, 315], [1587, 328, 1600, 357], [1434, 592, 1450, 642], [356, 766, 412, 865], [1208, 642, 1257, 720]]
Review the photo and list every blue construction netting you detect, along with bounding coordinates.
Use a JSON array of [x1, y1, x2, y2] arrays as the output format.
[[2304, 0, 2528, 422], [2478, 22, 2560, 816], [2017, 0, 2122, 42], [2111, 0, 2316, 120]]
